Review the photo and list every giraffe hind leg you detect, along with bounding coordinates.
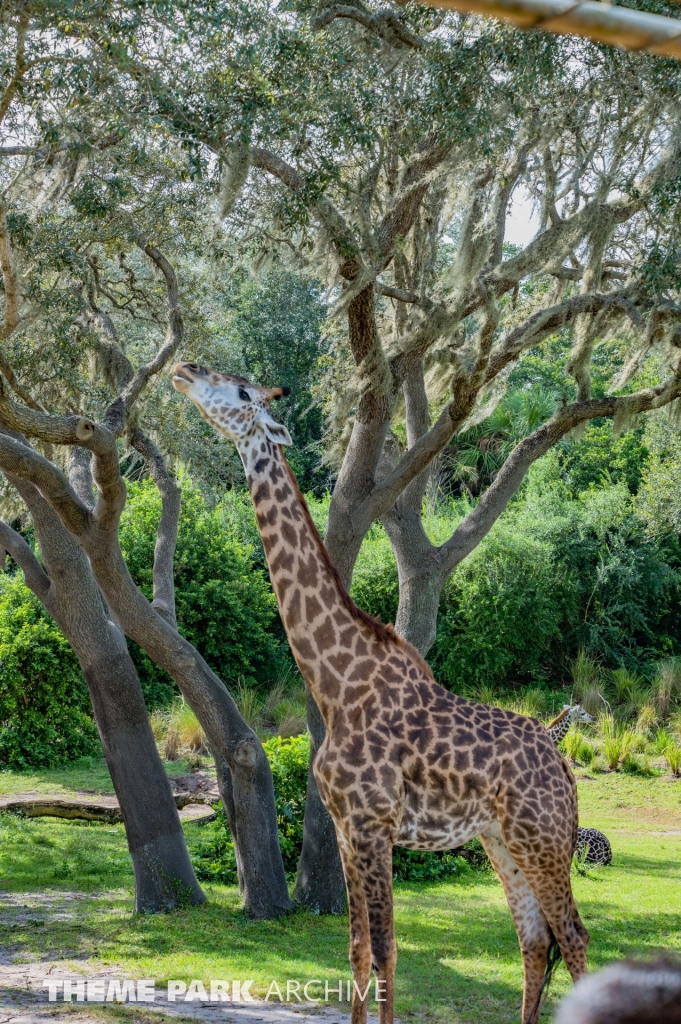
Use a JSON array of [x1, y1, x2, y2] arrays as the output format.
[[479, 828, 556, 1024], [498, 826, 589, 989]]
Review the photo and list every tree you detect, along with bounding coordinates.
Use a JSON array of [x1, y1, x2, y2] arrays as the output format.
[[211, 6, 681, 906], [0, 2, 292, 917], [0, 476, 205, 912]]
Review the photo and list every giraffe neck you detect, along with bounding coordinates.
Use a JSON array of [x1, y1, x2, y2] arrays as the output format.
[[239, 431, 399, 724], [547, 707, 574, 745]]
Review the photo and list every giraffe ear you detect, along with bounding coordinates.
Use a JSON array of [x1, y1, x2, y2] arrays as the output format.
[[258, 408, 293, 445]]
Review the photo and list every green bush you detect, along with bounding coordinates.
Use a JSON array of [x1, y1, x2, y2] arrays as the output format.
[[430, 526, 563, 688], [120, 481, 287, 705], [350, 528, 399, 625], [264, 734, 309, 874], [392, 848, 473, 883], [186, 733, 310, 884], [0, 574, 100, 769]]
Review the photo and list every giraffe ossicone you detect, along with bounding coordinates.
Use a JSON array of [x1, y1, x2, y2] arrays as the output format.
[[172, 362, 589, 1024]]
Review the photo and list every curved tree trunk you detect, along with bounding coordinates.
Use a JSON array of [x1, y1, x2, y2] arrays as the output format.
[[84, 543, 293, 919], [1, 473, 204, 913], [84, 650, 205, 911]]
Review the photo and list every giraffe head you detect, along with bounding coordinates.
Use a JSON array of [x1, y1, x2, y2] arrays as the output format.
[[565, 704, 595, 725], [171, 362, 293, 446]]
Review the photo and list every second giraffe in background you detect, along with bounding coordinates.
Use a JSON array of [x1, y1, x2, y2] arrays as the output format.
[[547, 705, 612, 866]]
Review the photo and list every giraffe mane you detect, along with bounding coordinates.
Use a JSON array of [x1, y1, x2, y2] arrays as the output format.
[[280, 450, 436, 681], [546, 707, 571, 731]]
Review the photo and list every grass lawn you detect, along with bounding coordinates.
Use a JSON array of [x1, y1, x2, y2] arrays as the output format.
[[0, 756, 194, 798], [0, 766, 680, 1023]]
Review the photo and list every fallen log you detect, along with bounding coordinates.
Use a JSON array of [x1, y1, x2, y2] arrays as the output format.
[[0, 793, 216, 823]]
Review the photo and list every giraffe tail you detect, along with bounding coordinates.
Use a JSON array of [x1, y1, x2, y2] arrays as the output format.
[[529, 930, 562, 1024]]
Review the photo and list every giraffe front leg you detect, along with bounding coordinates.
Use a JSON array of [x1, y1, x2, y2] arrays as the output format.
[[353, 830, 396, 1024], [336, 830, 372, 1024]]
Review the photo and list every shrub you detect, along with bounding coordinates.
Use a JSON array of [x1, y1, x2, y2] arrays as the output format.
[[392, 848, 472, 883], [185, 732, 483, 885], [652, 658, 681, 720], [263, 734, 310, 874], [0, 574, 100, 769], [607, 667, 650, 720], [350, 529, 399, 626], [652, 727, 674, 755], [602, 726, 636, 771], [429, 526, 563, 689], [562, 728, 594, 766], [120, 481, 286, 704], [636, 704, 659, 737], [622, 753, 657, 776], [187, 733, 310, 882]]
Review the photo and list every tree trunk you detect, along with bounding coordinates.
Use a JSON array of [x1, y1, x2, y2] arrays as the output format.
[[296, 283, 391, 912], [84, 651, 205, 912], [3, 474, 205, 913], [393, 571, 444, 656], [293, 690, 346, 913], [82, 543, 294, 919], [382, 361, 444, 657]]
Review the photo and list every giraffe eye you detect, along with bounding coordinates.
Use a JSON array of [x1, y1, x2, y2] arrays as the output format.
[[238, 388, 250, 402]]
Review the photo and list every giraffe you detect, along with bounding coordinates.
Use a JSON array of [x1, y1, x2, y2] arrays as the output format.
[[171, 362, 589, 1024], [545, 706, 611, 866], [547, 706, 595, 746]]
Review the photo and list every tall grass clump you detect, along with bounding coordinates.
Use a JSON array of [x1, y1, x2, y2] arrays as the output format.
[[652, 659, 681, 721], [562, 727, 595, 766], [571, 650, 607, 717], [598, 714, 636, 770], [607, 667, 649, 720], [664, 743, 681, 776]]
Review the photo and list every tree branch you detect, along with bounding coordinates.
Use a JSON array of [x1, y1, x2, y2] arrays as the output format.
[[0, 432, 91, 539], [0, 11, 28, 128], [128, 426, 180, 629], [486, 291, 645, 380], [0, 380, 123, 528], [312, 4, 426, 48], [0, 201, 20, 340], [439, 376, 681, 575], [0, 519, 51, 601], [103, 234, 183, 435], [250, 146, 361, 274]]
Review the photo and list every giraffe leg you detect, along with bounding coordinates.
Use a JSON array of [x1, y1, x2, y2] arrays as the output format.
[[336, 830, 372, 1024], [479, 828, 554, 1024], [348, 829, 396, 1024], [501, 834, 589, 991]]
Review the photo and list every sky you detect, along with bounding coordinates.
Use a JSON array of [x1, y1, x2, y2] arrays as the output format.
[[504, 185, 541, 248]]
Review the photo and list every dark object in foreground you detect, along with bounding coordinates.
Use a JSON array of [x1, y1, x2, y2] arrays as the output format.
[[555, 959, 681, 1023]]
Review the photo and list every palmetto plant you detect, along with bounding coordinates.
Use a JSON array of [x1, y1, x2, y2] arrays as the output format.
[[607, 667, 650, 721], [441, 388, 556, 497]]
